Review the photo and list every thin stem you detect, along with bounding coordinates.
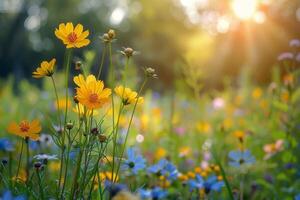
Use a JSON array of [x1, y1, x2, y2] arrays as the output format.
[[114, 78, 148, 182], [16, 139, 24, 178], [51, 76, 62, 129], [97, 44, 107, 80], [58, 48, 72, 193], [111, 103, 124, 181], [60, 129, 71, 198], [108, 42, 116, 181], [36, 170, 45, 200], [25, 138, 30, 185]]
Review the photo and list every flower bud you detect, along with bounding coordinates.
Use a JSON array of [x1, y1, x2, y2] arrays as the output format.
[[144, 67, 158, 78], [34, 162, 42, 170], [75, 61, 82, 70], [98, 134, 107, 143], [121, 47, 136, 58], [108, 29, 116, 40], [66, 122, 74, 130], [91, 127, 99, 136]]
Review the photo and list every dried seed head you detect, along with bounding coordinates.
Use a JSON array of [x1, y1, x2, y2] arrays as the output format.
[[144, 67, 158, 79], [66, 122, 74, 130], [75, 61, 82, 70], [108, 29, 116, 40], [98, 134, 107, 143], [121, 47, 136, 58], [34, 162, 42, 170], [91, 127, 99, 136]]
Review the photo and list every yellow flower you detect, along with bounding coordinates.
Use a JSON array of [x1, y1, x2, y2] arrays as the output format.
[[233, 130, 245, 141], [32, 58, 56, 78], [55, 98, 72, 110], [74, 74, 96, 87], [196, 121, 211, 134], [74, 74, 111, 110], [73, 103, 99, 116], [49, 161, 61, 171], [12, 170, 27, 183], [55, 22, 90, 48], [114, 85, 144, 106], [252, 87, 262, 99], [155, 147, 167, 160], [7, 119, 41, 140], [179, 146, 191, 157]]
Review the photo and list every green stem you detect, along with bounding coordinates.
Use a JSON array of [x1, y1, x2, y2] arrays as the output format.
[[61, 129, 71, 198], [97, 44, 107, 80], [36, 170, 45, 200], [212, 151, 234, 200], [113, 78, 148, 182], [51, 76, 62, 129], [25, 138, 30, 185], [16, 139, 24, 179], [111, 103, 124, 181], [58, 48, 72, 193]]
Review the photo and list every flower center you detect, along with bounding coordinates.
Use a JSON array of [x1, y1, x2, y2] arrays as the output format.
[[68, 32, 78, 43], [19, 121, 30, 132], [128, 162, 135, 168], [89, 93, 99, 103]]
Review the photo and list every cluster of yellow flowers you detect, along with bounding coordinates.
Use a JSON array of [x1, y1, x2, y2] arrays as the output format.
[[7, 22, 143, 140]]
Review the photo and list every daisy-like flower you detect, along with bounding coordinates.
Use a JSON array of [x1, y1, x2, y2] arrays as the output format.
[[148, 159, 178, 181], [32, 58, 56, 78], [74, 74, 111, 109], [188, 175, 224, 194], [7, 120, 41, 141], [228, 150, 255, 167], [121, 147, 146, 175], [114, 85, 144, 106], [55, 22, 90, 48], [33, 154, 58, 161]]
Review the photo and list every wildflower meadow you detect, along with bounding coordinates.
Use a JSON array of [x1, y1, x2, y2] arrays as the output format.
[[0, 0, 300, 200]]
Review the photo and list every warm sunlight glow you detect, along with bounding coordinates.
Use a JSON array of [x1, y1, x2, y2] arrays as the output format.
[[232, 0, 257, 20]]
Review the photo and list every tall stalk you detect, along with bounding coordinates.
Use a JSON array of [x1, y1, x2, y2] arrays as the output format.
[[111, 57, 129, 182], [16, 139, 24, 179], [58, 49, 72, 194], [97, 44, 107, 80], [114, 77, 148, 182]]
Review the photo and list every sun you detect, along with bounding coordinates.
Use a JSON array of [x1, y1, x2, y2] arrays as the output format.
[[232, 0, 257, 20]]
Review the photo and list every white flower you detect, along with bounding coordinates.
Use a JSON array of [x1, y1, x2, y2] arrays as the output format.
[[34, 154, 58, 160]]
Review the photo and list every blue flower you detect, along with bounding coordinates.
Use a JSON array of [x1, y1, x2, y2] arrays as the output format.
[[0, 138, 14, 151], [295, 193, 300, 200], [121, 147, 146, 174], [188, 175, 224, 194], [138, 187, 167, 200], [1, 190, 26, 200], [104, 180, 127, 199], [152, 187, 168, 199], [228, 150, 255, 167], [148, 159, 178, 181], [29, 141, 39, 151]]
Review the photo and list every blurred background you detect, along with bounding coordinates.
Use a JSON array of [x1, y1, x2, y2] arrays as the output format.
[[0, 0, 300, 91]]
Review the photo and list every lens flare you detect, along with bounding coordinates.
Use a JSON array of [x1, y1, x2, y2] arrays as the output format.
[[232, 0, 257, 20]]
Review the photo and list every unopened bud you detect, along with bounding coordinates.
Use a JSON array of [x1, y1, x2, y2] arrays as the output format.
[[34, 162, 42, 170], [98, 134, 107, 143], [121, 47, 136, 58], [75, 61, 82, 70], [91, 127, 99, 136], [108, 29, 116, 40], [66, 122, 74, 130], [145, 67, 158, 78]]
